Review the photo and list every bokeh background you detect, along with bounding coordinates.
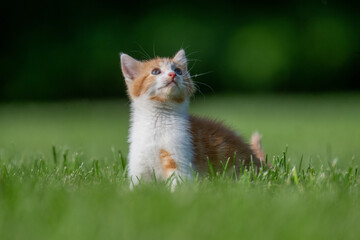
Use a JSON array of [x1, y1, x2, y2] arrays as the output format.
[[1, 1, 360, 165], [2, 0, 360, 101]]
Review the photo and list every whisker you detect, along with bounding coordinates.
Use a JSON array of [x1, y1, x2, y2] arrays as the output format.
[[186, 51, 200, 58], [182, 81, 205, 99], [182, 45, 191, 52], [193, 83, 205, 99], [188, 61, 199, 73], [152, 42, 156, 58], [187, 59, 201, 63], [180, 41, 186, 51], [131, 50, 149, 60], [135, 43, 151, 59], [193, 80, 215, 93], [190, 71, 213, 79]]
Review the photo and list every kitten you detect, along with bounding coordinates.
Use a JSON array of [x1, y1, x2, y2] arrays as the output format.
[[120, 49, 267, 188]]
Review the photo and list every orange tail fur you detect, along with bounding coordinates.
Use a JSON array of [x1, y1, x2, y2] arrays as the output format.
[[250, 132, 268, 167]]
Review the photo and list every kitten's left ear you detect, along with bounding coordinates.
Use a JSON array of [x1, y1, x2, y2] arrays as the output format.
[[173, 49, 187, 66], [120, 53, 142, 83]]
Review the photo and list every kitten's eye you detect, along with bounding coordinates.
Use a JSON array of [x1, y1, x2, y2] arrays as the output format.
[[174, 68, 182, 75], [151, 68, 161, 75]]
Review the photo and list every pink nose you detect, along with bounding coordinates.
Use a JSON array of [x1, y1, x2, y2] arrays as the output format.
[[168, 72, 176, 79]]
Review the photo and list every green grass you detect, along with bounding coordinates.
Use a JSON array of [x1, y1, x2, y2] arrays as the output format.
[[1, 94, 360, 240]]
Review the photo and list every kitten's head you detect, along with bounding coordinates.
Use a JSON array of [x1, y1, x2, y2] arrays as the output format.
[[120, 49, 194, 104]]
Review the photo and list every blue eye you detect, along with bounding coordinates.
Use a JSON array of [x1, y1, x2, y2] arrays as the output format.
[[174, 68, 182, 75], [152, 68, 161, 75]]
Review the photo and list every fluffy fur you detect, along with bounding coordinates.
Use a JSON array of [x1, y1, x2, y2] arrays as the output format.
[[120, 49, 267, 188]]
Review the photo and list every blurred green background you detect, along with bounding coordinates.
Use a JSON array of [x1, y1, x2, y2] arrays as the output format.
[[1, 1, 360, 165], [2, 0, 360, 101]]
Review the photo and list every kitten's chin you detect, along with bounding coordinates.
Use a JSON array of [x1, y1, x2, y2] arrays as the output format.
[[150, 87, 186, 104], [161, 84, 182, 95]]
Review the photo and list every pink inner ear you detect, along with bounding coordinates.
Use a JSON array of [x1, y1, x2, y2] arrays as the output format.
[[121, 54, 141, 81], [173, 49, 187, 65]]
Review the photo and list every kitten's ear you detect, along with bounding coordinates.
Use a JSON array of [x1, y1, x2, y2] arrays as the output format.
[[120, 53, 142, 82], [173, 49, 187, 66]]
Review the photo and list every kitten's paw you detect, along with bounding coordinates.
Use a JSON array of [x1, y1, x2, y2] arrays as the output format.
[[129, 175, 140, 190]]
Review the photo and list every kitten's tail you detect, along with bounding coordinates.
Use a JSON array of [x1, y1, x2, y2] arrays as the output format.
[[250, 132, 269, 167]]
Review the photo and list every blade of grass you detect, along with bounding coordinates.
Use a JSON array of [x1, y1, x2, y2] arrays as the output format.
[[207, 157, 215, 179], [52, 146, 57, 165]]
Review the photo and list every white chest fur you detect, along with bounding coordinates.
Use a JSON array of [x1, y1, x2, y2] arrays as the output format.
[[127, 97, 194, 184]]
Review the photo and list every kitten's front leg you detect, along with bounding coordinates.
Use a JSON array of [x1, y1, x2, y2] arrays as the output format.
[[128, 171, 141, 190], [166, 167, 193, 192], [166, 169, 179, 192], [160, 149, 192, 191], [128, 157, 150, 190]]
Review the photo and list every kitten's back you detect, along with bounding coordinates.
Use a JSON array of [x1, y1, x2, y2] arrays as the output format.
[[189, 115, 265, 172]]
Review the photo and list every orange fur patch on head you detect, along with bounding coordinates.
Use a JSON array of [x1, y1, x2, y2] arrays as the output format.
[[128, 58, 163, 98], [160, 149, 177, 177]]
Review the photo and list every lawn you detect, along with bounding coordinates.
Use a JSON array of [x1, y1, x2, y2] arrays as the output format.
[[0, 94, 359, 240]]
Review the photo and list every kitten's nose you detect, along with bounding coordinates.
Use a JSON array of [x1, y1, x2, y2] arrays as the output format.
[[168, 72, 176, 80]]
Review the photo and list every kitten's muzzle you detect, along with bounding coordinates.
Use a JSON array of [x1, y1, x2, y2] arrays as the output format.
[[158, 78, 178, 90]]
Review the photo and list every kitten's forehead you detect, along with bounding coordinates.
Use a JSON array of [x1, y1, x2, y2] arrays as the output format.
[[146, 58, 173, 68], [162, 58, 171, 67]]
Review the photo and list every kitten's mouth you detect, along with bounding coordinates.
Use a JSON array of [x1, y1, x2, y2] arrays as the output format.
[[158, 80, 178, 90]]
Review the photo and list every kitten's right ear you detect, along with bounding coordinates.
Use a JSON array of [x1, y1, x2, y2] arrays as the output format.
[[173, 49, 187, 66], [120, 53, 141, 82]]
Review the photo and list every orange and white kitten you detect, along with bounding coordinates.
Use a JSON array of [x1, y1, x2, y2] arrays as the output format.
[[120, 49, 267, 189]]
